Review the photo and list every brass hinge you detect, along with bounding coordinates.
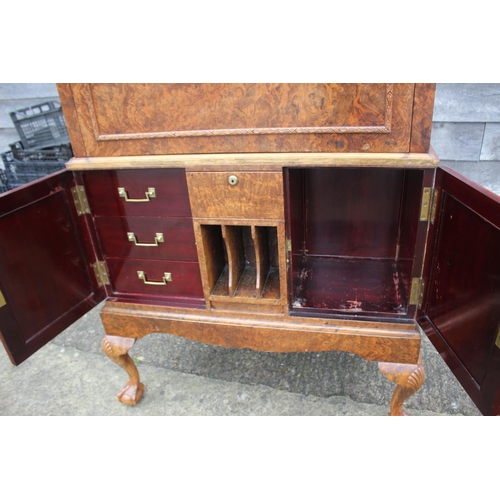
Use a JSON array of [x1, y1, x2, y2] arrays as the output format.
[[92, 261, 110, 287], [420, 187, 438, 224], [409, 277, 425, 307], [286, 239, 292, 252], [71, 185, 91, 216], [496, 326, 500, 350], [0, 289, 6, 308]]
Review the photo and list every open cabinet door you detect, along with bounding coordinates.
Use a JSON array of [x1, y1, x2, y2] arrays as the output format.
[[0, 170, 106, 365], [418, 166, 500, 415]]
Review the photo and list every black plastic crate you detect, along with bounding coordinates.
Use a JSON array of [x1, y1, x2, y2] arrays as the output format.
[[10, 101, 70, 150], [1, 150, 66, 191], [0, 169, 10, 194], [9, 141, 73, 162]]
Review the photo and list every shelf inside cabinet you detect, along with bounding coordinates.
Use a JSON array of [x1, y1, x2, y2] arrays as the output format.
[[292, 256, 409, 316]]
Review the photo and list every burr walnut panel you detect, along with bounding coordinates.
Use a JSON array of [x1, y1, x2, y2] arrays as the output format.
[[186, 171, 284, 219], [89, 83, 391, 134], [58, 83, 425, 156]]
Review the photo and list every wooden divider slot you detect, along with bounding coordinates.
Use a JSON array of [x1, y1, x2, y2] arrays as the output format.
[[200, 223, 280, 301], [221, 225, 247, 296], [252, 226, 270, 297], [200, 224, 227, 296]]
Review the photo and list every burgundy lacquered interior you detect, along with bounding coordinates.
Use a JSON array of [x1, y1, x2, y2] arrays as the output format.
[[0, 171, 105, 365], [417, 166, 500, 415], [287, 168, 423, 318], [0, 191, 91, 340], [426, 193, 500, 388]]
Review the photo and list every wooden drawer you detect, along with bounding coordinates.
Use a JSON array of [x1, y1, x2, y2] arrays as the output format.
[[83, 169, 192, 217], [186, 171, 284, 220], [94, 216, 198, 261], [106, 259, 204, 299]]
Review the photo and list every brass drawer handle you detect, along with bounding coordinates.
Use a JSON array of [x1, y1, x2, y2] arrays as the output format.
[[128, 232, 164, 247], [137, 271, 172, 285], [118, 187, 156, 202]]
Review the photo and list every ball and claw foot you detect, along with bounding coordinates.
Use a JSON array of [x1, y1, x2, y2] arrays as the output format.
[[378, 354, 425, 416], [102, 335, 144, 406], [117, 380, 145, 406]]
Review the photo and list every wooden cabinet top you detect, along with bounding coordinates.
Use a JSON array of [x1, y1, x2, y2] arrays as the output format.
[[58, 83, 436, 159]]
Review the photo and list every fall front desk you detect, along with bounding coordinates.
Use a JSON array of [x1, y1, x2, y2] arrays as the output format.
[[0, 84, 499, 415]]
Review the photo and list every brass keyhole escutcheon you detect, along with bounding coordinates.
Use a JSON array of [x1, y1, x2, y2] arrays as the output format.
[[228, 175, 238, 186]]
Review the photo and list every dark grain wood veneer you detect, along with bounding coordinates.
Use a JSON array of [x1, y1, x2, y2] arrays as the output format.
[[1, 83, 498, 415]]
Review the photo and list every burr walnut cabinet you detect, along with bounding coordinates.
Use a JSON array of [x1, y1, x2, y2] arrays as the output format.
[[1, 83, 499, 415]]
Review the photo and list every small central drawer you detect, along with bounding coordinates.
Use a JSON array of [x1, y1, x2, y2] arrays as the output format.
[[186, 171, 284, 220], [83, 169, 192, 217], [94, 216, 198, 261]]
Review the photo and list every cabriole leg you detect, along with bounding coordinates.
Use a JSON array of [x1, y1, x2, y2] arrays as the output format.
[[102, 335, 144, 406], [378, 354, 425, 416]]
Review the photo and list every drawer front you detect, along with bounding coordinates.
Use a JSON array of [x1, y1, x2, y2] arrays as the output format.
[[186, 171, 284, 219], [94, 216, 198, 261], [83, 169, 192, 217], [107, 259, 204, 299]]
